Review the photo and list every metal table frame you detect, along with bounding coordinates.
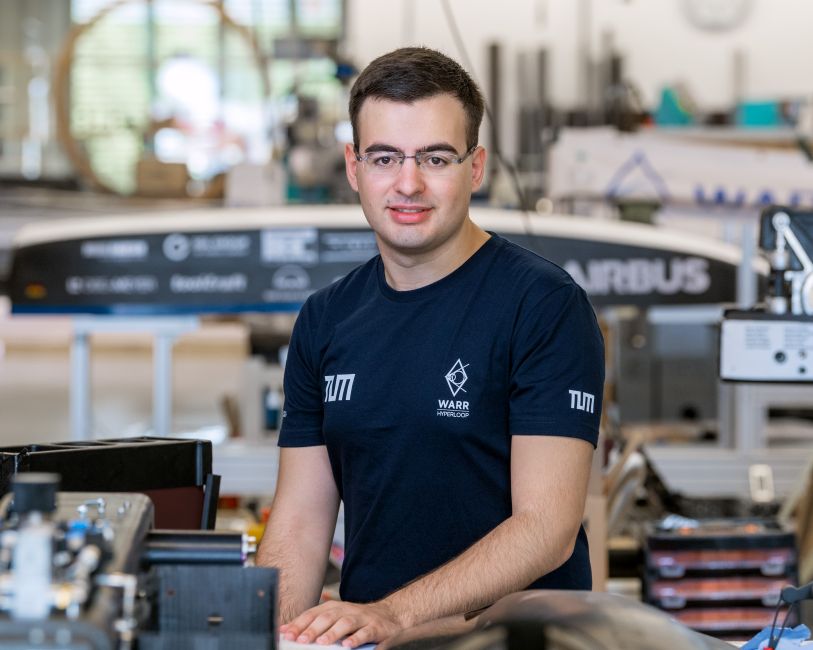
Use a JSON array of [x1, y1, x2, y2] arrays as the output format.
[[70, 316, 198, 440]]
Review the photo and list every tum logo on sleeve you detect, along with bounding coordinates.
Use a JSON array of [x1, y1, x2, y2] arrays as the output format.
[[325, 374, 355, 402], [569, 389, 595, 414]]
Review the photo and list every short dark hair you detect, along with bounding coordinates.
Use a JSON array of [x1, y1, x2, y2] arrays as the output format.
[[349, 47, 485, 151]]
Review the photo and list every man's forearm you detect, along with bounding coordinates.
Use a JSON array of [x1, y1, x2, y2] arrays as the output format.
[[380, 509, 577, 627], [257, 523, 331, 623], [257, 446, 340, 624]]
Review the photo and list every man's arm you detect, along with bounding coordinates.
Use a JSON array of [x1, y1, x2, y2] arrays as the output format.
[[282, 435, 593, 647], [256, 446, 340, 624]]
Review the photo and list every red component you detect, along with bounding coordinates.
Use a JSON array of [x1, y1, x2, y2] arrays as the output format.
[[218, 495, 240, 509]]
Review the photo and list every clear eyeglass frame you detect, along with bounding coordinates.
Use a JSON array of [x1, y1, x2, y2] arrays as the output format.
[[354, 145, 477, 176]]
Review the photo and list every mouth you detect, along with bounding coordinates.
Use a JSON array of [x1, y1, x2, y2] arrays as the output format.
[[387, 205, 432, 224]]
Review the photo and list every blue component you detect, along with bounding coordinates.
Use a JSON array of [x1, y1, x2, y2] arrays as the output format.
[[741, 623, 810, 649], [67, 519, 90, 535]]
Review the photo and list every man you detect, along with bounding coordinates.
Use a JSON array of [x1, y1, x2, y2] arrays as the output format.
[[257, 47, 604, 648]]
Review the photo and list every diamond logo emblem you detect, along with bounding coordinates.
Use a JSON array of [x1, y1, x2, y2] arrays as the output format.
[[445, 359, 469, 396]]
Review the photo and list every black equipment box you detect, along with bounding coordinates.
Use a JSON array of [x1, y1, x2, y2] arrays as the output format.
[[0, 437, 214, 529]]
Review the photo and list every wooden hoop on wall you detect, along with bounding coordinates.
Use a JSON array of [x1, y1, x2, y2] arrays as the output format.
[[53, 0, 272, 194]]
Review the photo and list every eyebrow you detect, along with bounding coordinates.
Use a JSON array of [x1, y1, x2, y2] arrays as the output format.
[[362, 142, 461, 154]]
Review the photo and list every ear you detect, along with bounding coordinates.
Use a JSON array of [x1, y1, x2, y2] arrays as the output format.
[[470, 146, 487, 192], [344, 143, 360, 192]]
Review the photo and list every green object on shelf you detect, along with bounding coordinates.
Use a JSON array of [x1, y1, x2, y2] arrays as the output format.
[[736, 100, 782, 128], [655, 87, 693, 126]]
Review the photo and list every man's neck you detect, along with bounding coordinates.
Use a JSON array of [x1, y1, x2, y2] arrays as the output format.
[[380, 222, 491, 291]]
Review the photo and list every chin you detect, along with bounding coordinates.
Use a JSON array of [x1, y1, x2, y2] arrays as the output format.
[[381, 232, 436, 254]]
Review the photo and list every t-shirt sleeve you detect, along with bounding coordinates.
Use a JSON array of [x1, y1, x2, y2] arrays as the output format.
[[278, 299, 326, 447], [509, 282, 604, 447]]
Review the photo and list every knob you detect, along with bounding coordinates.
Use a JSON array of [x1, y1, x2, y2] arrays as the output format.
[[12, 473, 59, 516]]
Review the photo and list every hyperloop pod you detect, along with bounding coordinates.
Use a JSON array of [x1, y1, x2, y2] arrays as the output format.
[[7, 205, 763, 314]]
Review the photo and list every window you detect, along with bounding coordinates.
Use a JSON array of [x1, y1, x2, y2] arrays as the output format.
[[69, 0, 344, 194]]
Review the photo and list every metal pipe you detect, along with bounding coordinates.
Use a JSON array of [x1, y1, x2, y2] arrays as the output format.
[[143, 531, 246, 565], [143, 543, 244, 565]]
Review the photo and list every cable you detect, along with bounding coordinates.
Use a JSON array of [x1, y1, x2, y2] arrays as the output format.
[[767, 581, 812, 650], [767, 597, 783, 650], [771, 601, 796, 649], [768, 581, 813, 647], [440, 0, 536, 230]]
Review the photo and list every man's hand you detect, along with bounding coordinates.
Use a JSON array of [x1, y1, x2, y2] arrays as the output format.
[[281, 600, 404, 648]]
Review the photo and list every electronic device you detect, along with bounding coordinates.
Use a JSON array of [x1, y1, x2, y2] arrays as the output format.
[[720, 206, 813, 382], [0, 473, 277, 649]]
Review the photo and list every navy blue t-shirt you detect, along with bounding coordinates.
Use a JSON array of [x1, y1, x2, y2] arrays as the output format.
[[279, 234, 604, 603]]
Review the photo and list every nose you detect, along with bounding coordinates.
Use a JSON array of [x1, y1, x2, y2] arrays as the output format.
[[392, 157, 425, 196]]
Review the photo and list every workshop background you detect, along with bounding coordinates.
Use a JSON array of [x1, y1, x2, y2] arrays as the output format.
[[2, 0, 813, 644]]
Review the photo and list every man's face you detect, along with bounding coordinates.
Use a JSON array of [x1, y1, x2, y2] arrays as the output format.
[[344, 94, 486, 259]]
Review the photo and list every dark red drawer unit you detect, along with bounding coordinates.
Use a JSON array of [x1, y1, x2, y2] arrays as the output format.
[[644, 520, 797, 640]]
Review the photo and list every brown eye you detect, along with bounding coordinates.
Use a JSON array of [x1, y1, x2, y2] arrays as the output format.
[[423, 153, 452, 168], [372, 154, 397, 168]]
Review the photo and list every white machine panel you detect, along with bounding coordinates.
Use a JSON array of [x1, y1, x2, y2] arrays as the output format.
[[720, 316, 813, 381]]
